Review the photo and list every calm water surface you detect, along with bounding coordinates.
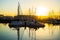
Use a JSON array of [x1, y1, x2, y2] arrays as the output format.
[[0, 23, 60, 40]]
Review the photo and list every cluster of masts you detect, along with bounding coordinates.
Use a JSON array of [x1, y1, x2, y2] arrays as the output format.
[[0, 1, 45, 40], [9, 1, 45, 40]]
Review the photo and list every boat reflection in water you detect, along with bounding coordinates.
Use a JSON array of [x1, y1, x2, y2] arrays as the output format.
[[9, 20, 45, 40], [0, 23, 60, 40]]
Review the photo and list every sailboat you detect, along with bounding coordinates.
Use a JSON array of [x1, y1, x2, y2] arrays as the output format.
[[8, 1, 45, 40], [9, 1, 45, 29]]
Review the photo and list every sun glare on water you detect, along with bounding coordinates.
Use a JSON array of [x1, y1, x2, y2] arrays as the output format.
[[36, 6, 48, 16]]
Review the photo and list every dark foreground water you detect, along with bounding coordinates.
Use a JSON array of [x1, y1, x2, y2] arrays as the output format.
[[0, 23, 60, 40]]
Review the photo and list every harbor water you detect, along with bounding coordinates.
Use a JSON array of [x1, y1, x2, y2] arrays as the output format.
[[0, 23, 60, 40]]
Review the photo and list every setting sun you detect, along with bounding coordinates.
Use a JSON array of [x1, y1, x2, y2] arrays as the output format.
[[36, 7, 48, 16]]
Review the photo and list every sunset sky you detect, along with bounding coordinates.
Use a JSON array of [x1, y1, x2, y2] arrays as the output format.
[[0, 0, 60, 16], [0, 0, 60, 40]]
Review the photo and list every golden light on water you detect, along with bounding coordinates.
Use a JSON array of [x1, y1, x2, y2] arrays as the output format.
[[36, 6, 49, 16]]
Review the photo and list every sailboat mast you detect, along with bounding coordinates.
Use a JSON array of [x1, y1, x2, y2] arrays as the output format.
[[18, 1, 20, 16]]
